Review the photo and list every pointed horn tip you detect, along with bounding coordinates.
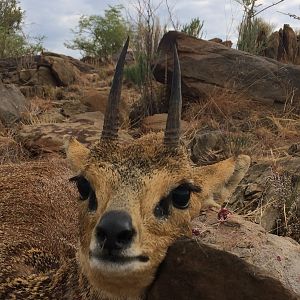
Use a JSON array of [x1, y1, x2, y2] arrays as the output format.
[[100, 37, 129, 142]]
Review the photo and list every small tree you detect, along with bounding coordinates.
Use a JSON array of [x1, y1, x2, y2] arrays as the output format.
[[0, 0, 23, 31], [65, 5, 129, 60], [181, 17, 204, 38], [0, 0, 44, 58]]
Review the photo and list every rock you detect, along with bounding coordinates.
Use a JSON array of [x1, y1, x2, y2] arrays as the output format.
[[148, 210, 300, 299], [189, 130, 225, 165], [81, 88, 113, 112], [81, 88, 130, 126], [282, 24, 298, 63], [229, 157, 300, 241], [141, 113, 189, 133], [244, 183, 264, 200], [0, 53, 95, 75], [265, 31, 280, 60], [189, 130, 252, 165], [21, 106, 66, 125], [209, 38, 233, 48], [209, 38, 222, 43], [0, 53, 97, 88], [19, 86, 54, 98], [266, 24, 299, 65], [153, 31, 300, 106], [221, 40, 233, 48], [42, 55, 78, 86], [19, 67, 57, 86], [18, 112, 132, 153], [0, 81, 28, 125], [57, 99, 90, 117]]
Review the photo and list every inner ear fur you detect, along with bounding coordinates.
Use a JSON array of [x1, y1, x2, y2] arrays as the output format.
[[195, 154, 251, 208], [65, 137, 90, 172]]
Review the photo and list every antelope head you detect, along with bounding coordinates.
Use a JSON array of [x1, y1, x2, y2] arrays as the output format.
[[66, 38, 250, 299]]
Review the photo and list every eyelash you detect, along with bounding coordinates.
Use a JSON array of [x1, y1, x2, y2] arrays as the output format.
[[154, 182, 201, 218]]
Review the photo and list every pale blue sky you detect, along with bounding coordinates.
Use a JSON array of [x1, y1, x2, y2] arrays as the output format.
[[20, 0, 300, 58]]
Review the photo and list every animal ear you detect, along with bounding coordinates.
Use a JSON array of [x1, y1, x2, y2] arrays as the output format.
[[194, 155, 250, 209], [65, 137, 90, 172]]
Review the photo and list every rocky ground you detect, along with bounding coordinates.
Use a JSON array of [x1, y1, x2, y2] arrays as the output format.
[[0, 31, 299, 298]]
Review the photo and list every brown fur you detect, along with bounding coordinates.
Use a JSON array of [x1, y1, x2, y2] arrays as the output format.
[[0, 133, 250, 299]]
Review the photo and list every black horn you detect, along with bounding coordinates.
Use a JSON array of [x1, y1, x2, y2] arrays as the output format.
[[101, 37, 129, 141], [164, 44, 182, 148]]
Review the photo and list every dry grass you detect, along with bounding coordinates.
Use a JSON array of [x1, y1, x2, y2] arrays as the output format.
[[0, 131, 30, 164], [183, 89, 255, 123], [182, 88, 300, 160], [21, 97, 59, 125]]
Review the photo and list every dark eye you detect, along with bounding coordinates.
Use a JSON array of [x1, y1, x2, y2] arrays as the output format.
[[70, 176, 98, 211], [171, 183, 201, 210], [154, 183, 201, 218], [70, 176, 91, 200]]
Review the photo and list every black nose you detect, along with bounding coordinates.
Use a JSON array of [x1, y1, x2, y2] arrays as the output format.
[[96, 210, 135, 251]]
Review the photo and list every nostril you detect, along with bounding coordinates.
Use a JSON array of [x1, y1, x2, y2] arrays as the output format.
[[117, 229, 135, 246], [96, 228, 107, 244]]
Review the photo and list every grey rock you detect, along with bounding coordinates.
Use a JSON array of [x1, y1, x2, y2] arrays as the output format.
[[148, 211, 300, 299], [0, 81, 28, 125]]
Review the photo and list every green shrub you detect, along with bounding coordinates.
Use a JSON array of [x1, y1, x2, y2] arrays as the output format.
[[124, 54, 147, 88], [181, 17, 204, 38], [237, 17, 273, 55]]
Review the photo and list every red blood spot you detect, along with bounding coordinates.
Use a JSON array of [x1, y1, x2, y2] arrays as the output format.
[[217, 208, 231, 221], [192, 228, 201, 236], [276, 256, 281, 262]]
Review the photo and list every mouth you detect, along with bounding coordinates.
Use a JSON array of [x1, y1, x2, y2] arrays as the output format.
[[89, 251, 149, 264]]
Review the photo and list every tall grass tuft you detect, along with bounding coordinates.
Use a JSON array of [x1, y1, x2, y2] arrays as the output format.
[[237, 17, 273, 55], [124, 54, 147, 88]]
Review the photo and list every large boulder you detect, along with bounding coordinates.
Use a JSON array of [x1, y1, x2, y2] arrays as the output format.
[[0, 81, 28, 124], [281, 24, 298, 63], [148, 210, 300, 299], [41, 54, 79, 86], [153, 31, 300, 106]]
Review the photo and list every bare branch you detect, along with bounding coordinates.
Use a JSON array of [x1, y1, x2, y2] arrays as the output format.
[[253, 0, 285, 17], [165, 0, 177, 30], [277, 11, 300, 20]]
